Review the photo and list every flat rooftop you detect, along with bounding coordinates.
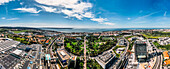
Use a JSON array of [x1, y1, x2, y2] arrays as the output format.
[[96, 51, 116, 66], [98, 52, 114, 63], [0, 55, 20, 69], [0, 40, 20, 52], [57, 50, 70, 61], [136, 40, 147, 44]]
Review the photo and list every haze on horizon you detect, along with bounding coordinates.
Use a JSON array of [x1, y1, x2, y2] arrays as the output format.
[[0, 0, 170, 28]]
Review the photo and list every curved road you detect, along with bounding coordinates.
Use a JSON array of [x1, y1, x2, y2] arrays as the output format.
[[151, 41, 162, 69]]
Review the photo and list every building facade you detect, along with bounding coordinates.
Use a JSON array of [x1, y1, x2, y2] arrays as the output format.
[[134, 40, 148, 62]]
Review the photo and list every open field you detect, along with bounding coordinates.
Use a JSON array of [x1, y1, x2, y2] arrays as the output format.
[[141, 32, 170, 39], [12, 30, 28, 33]]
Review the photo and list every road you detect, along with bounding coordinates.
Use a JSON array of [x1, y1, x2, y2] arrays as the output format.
[[45, 37, 58, 69], [150, 41, 162, 69], [83, 36, 87, 69], [111, 36, 129, 69], [47, 37, 57, 54]]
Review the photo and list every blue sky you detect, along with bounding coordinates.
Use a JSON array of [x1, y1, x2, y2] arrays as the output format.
[[0, 0, 170, 28]]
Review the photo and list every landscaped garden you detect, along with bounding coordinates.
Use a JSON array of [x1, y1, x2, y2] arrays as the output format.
[[113, 46, 126, 58], [86, 36, 117, 57], [64, 37, 84, 56], [12, 30, 29, 34], [87, 59, 102, 69]]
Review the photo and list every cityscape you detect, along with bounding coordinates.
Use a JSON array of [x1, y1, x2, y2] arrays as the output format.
[[1, 0, 170, 69], [0, 28, 170, 69]]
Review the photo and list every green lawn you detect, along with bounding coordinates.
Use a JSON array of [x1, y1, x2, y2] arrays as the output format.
[[141, 32, 170, 39], [64, 38, 84, 56], [142, 34, 160, 39], [12, 30, 28, 33], [87, 36, 117, 57], [113, 46, 125, 58], [16, 38, 25, 41]]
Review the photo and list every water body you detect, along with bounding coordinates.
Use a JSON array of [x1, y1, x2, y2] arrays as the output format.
[[40, 28, 170, 33]]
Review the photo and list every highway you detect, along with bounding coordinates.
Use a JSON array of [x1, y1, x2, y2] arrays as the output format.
[[46, 37, 57, 55], [45, 36, 58, 69], [114, 36, 130, 69], [151, 41, 162, 69]]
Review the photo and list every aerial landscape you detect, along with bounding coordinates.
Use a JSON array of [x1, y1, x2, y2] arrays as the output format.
[[0, 0, 170, 69]]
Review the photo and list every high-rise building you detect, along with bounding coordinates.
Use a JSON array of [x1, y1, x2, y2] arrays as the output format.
[[134, 40, 148, 62]]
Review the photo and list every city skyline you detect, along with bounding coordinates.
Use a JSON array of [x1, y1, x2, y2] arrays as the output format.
[[0, 0, 170, 28]]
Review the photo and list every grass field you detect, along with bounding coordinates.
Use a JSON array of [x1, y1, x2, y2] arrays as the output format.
[[142, 34, 160, 39], [141, 31, 170, 39], [12, 30, 28, 33], [113, 46, 125, 58]]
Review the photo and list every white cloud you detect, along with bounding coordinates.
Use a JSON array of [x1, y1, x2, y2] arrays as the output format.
[[20, 2, 23, 5], [37, 5, 57, 13], [138, 11, 160, 19], [164, 11, 167, 16], [133, 11, 161, 22], [0, 0, 14, 5], [91, 17, 107, 22], [100, 22, 115, 26], [72, 14, 82, 20], [13, 8, 41, 13], [61, 9, 85, 20], [34, 0, 94, 20], [61, 9, 75, 16], [7, 18, 19, 20], [82, 12, 94, 18], [34, 0, 111, 23], [1, 17, 19, 20], [127, 18, 131, 20], [1, 17, 6, 19]]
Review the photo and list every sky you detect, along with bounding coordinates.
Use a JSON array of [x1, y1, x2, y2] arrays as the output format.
[[0, 0, 170, 28]]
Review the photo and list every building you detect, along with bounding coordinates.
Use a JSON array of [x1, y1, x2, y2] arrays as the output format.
[[117, 38, 125, 46], [0, 55, 21, 69], [95, 51, 116, 69], [163, 51, 169, 60], [164, 59, 170, 65], [57, 49, 71, 68], [69, 56, 77, 68], [12, 49, 26, 57], [0, 39, 20, 52], [134, 40, 148, 62], [102, 37, 114, 40], [45, 39, 51, 45], [93, 33, 100, 36], [121, 31, 132, 36], [158, 37, 170, 45], [35, 35, 45, 38]]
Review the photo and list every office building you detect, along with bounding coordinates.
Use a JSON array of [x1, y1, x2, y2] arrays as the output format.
[[134, 40, 148, 62], [57, 49, 71, 68], [95, 51, 116, 69]]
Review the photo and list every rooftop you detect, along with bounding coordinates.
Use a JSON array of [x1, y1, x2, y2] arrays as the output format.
[[96, 51, 115, 65], [57, 50, 70, 61], [0, 40, 20, 52], [0, 55, 20, 69], [12, 49, 23, 55]]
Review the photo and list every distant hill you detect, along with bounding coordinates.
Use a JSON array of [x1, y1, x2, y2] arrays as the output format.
[[0, 26, 40, 30], [41, 27, 73, 29]]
